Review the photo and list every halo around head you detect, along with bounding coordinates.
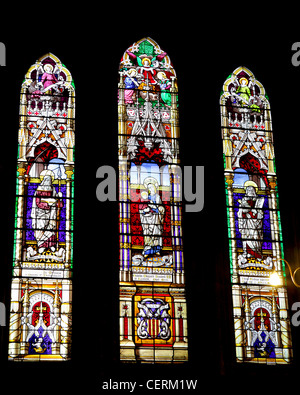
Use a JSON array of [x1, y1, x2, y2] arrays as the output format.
[[244, 180, 258, 191], [239, 77, 248, 85], [143, 176, 159, 191], [141, 57, 151, 65], [44, 63, 54, 72]]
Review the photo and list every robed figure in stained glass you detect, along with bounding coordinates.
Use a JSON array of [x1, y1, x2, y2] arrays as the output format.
[[237, 183, 264, 260], [139, 177, 165, 258]]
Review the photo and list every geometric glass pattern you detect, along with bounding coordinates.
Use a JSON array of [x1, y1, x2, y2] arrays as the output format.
[[220, 66, 293, 364], [118, 37, 188, 362], [8, 53, 75, 361]]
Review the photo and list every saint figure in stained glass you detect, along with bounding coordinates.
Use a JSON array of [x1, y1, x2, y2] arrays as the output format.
[[139, 177, 165, 258]]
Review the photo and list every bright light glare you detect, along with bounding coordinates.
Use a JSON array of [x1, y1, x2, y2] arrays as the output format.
[[269, 271, 282, 286]]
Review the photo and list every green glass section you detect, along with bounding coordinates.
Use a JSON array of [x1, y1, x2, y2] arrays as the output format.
[[137, 40, 155, 57], [12, 165, 20, 269], [223, 153, 234, 278]]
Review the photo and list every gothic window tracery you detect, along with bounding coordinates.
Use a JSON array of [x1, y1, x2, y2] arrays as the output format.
[[220, 66, 293, 363], [118, 38, 188, 363], [8, 53, 75, 361]]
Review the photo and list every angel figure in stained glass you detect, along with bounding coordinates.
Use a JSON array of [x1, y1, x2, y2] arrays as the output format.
[[230, 77, 261, 113], [156, 71, 172, 107], [126, 49, 167, 84], [29, 63, 65, 98], [40, 64, 59, 93], [31, 170, 63, 254], [124, 68, 140, 104], [139, 177, 165, 258]]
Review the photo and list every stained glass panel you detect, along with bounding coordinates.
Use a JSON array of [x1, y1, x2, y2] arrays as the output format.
[[8, 53, 75, 361], [220, 66, 292, 363], [118, 38, 188, 363]]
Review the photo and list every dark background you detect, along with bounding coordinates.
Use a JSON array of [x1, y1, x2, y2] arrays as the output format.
[[1, 15, 300, 393]]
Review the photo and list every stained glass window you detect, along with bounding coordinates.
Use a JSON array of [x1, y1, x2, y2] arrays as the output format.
[[220, 67, 293, 363], [118, 37, 188, 363], [8, 53, 75, 361]]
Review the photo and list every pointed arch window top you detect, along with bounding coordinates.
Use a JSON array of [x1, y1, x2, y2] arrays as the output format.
[[20, 53, 75, 166], [119, 37, 176, 78], [118, 38, 179, 164], [23, 52, 75, 93], [221, 66, 269, 109], [220, 66, 271, 136]]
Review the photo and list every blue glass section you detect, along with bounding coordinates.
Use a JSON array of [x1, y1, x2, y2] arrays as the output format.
[[232, 192, 272, 250]]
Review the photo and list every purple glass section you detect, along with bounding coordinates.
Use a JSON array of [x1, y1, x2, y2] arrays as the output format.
[[233, 192, 272, 250], [25, 182, 67, 242]]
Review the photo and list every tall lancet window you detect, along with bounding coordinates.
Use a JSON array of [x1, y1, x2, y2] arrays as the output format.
[[220, 66, 293, 364], [8, 53, 75, 361], [118, 37, 188, 363]]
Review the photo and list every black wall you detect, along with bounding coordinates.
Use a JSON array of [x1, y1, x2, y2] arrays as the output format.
[[1, 18, 300, 392]]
